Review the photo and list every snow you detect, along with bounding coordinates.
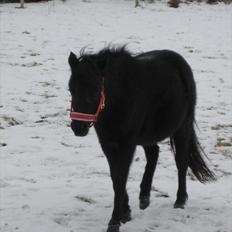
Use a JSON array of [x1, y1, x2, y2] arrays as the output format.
[[0, 0, 232, 232]]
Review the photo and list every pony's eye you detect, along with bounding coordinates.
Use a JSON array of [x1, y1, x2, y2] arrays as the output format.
[[85, 92, 99, 104], [86, 98, 92, 104], [86, 95, 95, 104]]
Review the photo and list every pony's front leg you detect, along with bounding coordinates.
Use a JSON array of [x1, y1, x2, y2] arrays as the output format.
[[105, 144, 135, 232], [139, 144, 159, 210], [120, 190, 132, 224]]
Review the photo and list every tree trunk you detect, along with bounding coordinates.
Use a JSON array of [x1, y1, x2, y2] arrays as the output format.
[[135, 0, 140, 7], [20, 0, 24, 8]]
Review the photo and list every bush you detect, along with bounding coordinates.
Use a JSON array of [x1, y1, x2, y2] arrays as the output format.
[[168, 0, 180, 7]]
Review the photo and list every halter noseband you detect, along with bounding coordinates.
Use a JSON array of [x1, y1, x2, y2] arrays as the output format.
[[70, 83, 105, 125]]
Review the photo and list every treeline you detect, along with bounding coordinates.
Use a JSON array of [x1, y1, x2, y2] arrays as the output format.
[[167, 0, 232, 8], [0, 0, 231, 5], [140, 0, 232, 7]]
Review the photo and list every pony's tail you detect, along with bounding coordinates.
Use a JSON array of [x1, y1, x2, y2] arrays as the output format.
[[171, 126, 216, 183], [188, 127, 216, 183]]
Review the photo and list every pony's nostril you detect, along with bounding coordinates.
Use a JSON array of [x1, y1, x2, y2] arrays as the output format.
[[81, 124, 86, 129]]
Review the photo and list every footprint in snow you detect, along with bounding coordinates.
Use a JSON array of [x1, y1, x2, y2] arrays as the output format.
[[21, 62, 42, 67], [0, 179, 10, 188], [54, 216, 70, 226], [54, 211, 81, 226], [22, 31, 30, 34], [145, 224, 159, 231], [22, 204, 31, 213]]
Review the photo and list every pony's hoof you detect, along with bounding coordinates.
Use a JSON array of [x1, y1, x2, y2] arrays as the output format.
[[139, 196, 150, 210], [120, 210, 132, 224], [174, 195, 188, 209], [107, 224, 120, 232], [174, 200, 186, 209]]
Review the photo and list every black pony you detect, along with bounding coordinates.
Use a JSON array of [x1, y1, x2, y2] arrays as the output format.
[[68, 46, 215, 232]]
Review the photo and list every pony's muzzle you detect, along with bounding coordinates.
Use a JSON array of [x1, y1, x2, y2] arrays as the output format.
[[71, 121, 89, 137]]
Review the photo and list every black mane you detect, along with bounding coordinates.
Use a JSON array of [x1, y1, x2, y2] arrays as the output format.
[[80, 45, 132, 59]]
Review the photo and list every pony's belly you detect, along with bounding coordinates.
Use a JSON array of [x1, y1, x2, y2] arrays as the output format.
[[136, 131, 170, 145], [136, 110, 186, 146]]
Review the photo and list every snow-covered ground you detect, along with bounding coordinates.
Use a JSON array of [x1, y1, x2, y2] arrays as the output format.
[[0, 0, 232, 231]]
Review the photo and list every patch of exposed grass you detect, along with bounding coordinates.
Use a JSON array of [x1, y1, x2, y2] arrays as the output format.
[[211, 124, 232, 130], [75, 196, 95, 204]]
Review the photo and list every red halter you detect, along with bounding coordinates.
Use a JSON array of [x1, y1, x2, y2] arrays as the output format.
[[70, 83, 105, 124]]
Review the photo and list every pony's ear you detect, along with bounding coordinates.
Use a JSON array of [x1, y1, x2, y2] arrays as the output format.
[[68, 52, 78, 69]]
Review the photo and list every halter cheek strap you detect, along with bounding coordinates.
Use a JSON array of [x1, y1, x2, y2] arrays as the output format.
[[70, 84, 105, 124]]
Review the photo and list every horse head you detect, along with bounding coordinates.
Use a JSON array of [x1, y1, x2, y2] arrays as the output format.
[[68, 52, 104, 136]]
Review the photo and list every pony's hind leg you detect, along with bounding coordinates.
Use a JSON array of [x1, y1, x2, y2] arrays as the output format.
[[172, 124, 191, 209], [139, 144, 159, 210]]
